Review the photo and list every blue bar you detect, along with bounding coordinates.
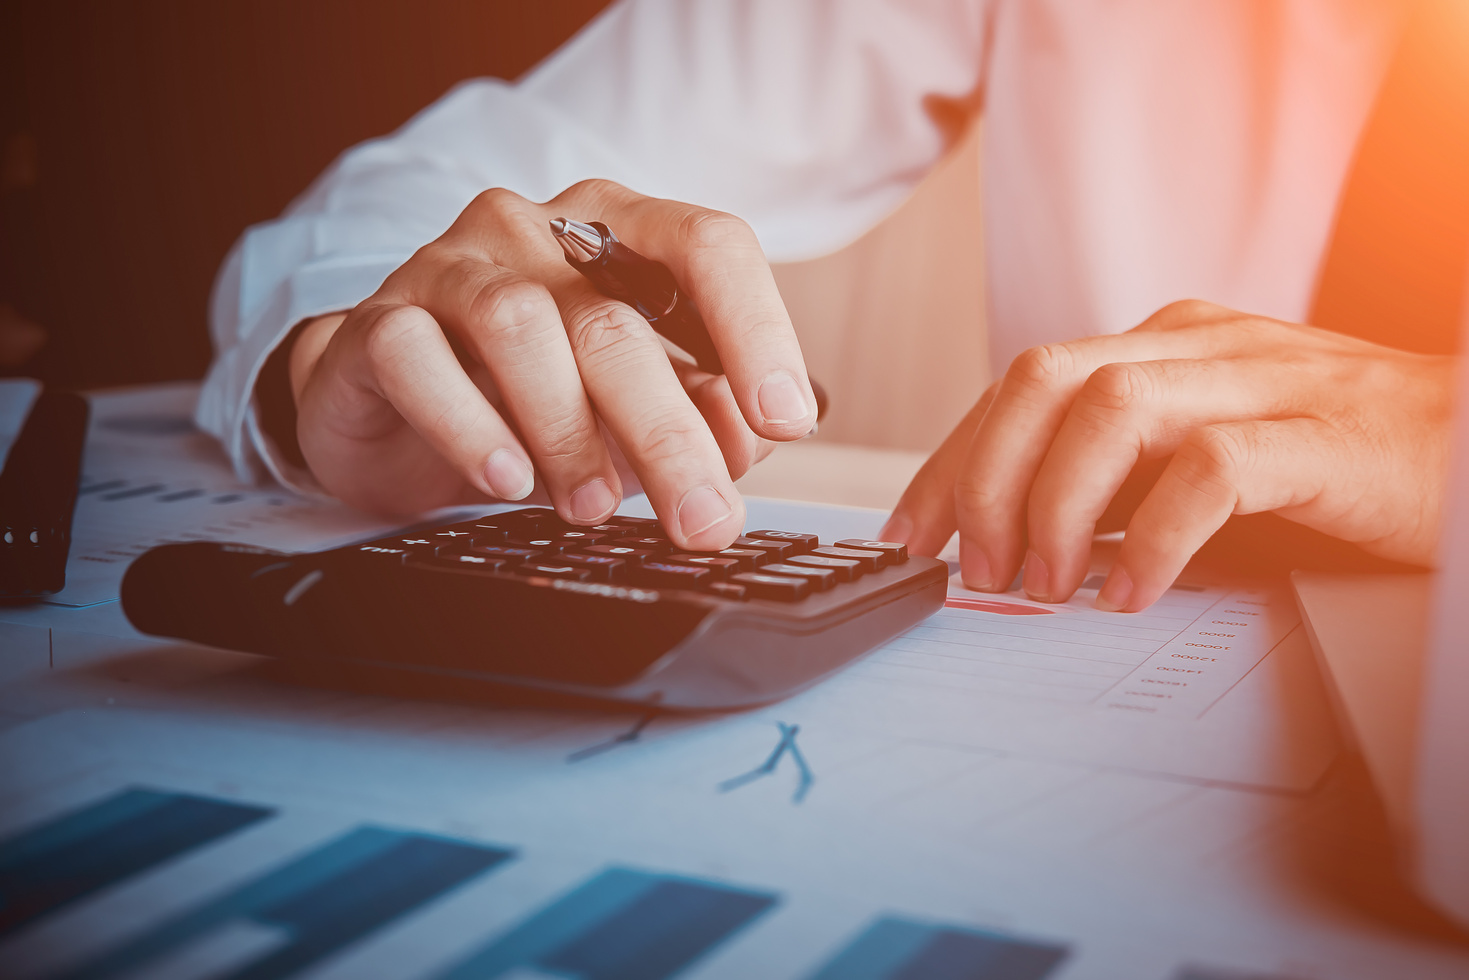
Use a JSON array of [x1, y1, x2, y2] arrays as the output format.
[[436, 867, 778, 980], [807, 917, 1069, 980], [0, 787, 273, 937], [60, 826, 514, 980]]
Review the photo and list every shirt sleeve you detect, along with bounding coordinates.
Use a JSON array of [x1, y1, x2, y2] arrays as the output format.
[[197, 0, 990, 489]]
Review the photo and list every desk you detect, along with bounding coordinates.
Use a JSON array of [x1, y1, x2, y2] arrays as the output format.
[[1, 384, 1467, 980]]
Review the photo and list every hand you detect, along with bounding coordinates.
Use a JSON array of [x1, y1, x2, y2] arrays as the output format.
[[283, 180, 818, 551], [882, 300, 1456, 612]]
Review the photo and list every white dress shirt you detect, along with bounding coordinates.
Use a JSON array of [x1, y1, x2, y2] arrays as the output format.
[[197, 0, 1402, 489]]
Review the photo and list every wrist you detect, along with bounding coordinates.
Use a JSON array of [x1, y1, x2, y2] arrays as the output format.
[[257, 313, 346, 471]]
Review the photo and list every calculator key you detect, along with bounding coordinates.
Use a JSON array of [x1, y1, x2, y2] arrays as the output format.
[[729, 572, 811, 601], [416, 552, 506, 572], [759, 562, 837, 591], [731, 536, 796, 560], [558, 553, 627, 582], [582, 544, 659, 563], [663, 554, 742, 579], [612, 536, 673, 553], [713, 547, 769, 571], [375, 536, 438, 553], [468, 544, 543, 562], [747, 530, 819, 552], [587, 522, 641, 536], [811, 546, 888, 571], [459, 520, 512, 542], [784, 553, 862, 582], [505, 536, 576, 553], [547, 530, 609, 547], [704, 581, 748, 600], [516, 562, 594, 581], [632, 561, 712, 589], [834, 539, 909, 563], [431, 529, 476, 544], [356, 545, 409, 562]]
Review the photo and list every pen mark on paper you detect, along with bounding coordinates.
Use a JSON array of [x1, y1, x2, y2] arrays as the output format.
[[566, 710, 658, 763], [719, 721, 814, 804]]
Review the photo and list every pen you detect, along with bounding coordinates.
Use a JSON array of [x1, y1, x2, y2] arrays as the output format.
[[549, 217, 827, 420]]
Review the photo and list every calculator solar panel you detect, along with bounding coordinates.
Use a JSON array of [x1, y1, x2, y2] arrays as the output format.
[[121, 507, 947, 708]]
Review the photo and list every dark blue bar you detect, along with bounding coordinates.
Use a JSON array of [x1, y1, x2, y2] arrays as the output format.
[[807, 917, 1069, 980], [0, 788, 273, 937], [436, 867, 777, 980], [61, 826, 513, 980], [100, 484, 165, 501]]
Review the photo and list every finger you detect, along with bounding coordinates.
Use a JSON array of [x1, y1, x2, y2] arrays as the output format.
[[1096, 418, 1338, 612], [563, 180, 818, 441], [951, 327, 1284, 593], [319, 303, 537, 512], [556, 280, 745, 551], [1023, 357, 1309, 602], [880, 384, 997, 557], [670, 358, 771, 480], [425, 256, 622, 524]]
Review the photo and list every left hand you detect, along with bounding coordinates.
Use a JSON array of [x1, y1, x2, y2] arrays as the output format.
[[880, 300, 1457, 612]]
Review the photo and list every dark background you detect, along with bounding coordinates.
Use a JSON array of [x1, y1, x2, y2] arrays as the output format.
[[0, 0, 612, 387]]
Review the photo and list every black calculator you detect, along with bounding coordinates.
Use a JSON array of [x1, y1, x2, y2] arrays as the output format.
[[121, 507, 947, 708]]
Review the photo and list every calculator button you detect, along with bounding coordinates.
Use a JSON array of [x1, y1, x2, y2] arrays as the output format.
[[356, 545, 409, 562], [747, 530, 818, 552], [729, 572, 811, 601], [582, 544, 658, 563], [784, 553, 862, 582], [632, 561, 712, 588], [505, 537, 574, 553], [558, 553, 628, 581], [713, 547, 769, 571], [612, 536, 673, 553], [731, 536, 796, 560], [587, 522, 640, 535], [704, 581, 748, 600], [811, 546, 888, 571], [834, 539, 909, 563], [547, 530, 609, 547], [416, 552, 506, 572], [663, 554, 741, 579], [759, 562, 838, 590], [468, 544, 543, 562], [375, 537, 438, 553], [516, 562, 594, 581]]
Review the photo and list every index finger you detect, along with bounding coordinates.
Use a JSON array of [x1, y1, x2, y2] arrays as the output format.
[[566, 181, 818, 442]]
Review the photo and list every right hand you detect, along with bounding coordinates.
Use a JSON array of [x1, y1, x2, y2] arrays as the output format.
[[285, 179, 818, 551]]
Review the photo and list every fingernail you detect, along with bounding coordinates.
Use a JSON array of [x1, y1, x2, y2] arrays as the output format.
[[677, 484, 735, 540], [569, 478, 617, 523], [878, 511, 913, 543], [1096, 565, 1134, 612], [1022, 550, 1051, 602], [485, 449, 535, 500], [961, 543, 993, 591], [758, 373, 812, 426]]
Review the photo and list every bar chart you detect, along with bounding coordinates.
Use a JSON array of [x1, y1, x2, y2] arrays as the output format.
[[53, 822, 513, 980], [434, 867, 777, 979], [807, 917, 1069, 980], [0, 788, 272, 937]]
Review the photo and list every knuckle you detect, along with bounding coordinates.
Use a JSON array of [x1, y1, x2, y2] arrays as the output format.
[[1080, 361, 1152, 417], [566, 302, 656, 361], [470, 274, 552, 338], [630, 411, 705, 466], [1007, 343, 1077, 395], [362, 305, 435, 363], [678, 208, 757, 253], [565, 177, 628, 205], [1174, 425, 1249, 493], [1154, 298, 1220, 325], [469, 186, 527, 218]]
